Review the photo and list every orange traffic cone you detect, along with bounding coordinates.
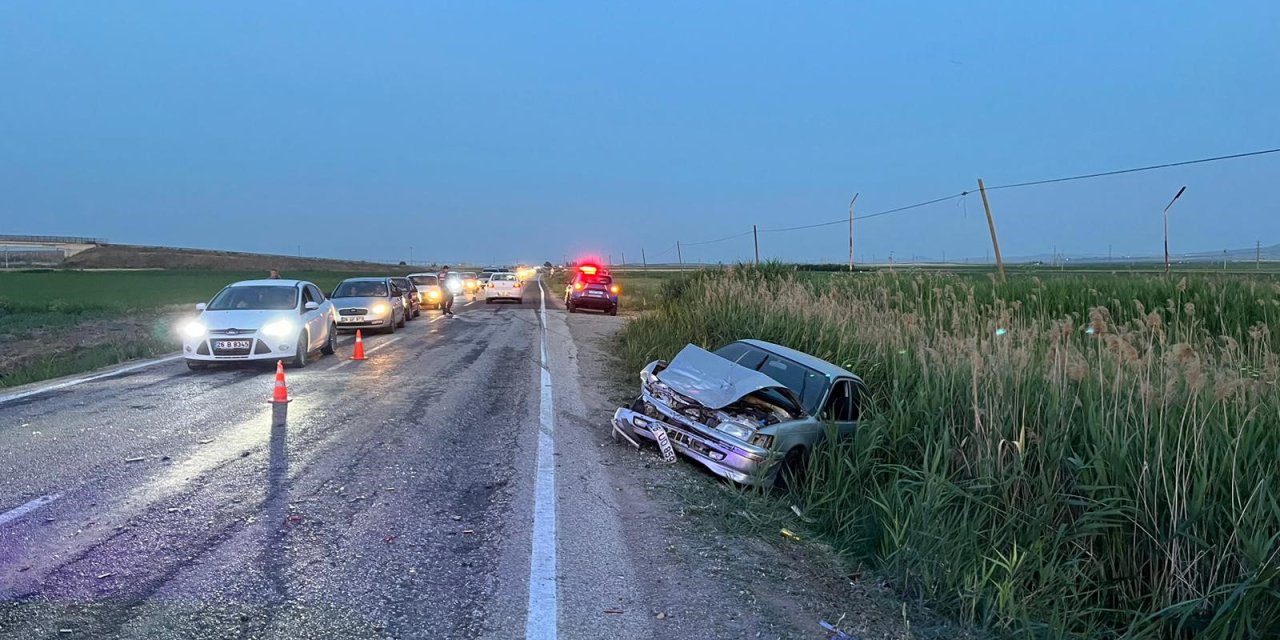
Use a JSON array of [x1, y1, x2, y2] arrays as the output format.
[[351, 330, 367, 361], [270, 360, 290, 404]]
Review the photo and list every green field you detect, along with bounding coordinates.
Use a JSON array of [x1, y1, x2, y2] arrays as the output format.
[[617, 265, 1280, 639]]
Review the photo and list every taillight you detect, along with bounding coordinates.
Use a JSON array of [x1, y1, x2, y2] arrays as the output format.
[[610, 285, 620, 294], [574, 282, 585, 290]]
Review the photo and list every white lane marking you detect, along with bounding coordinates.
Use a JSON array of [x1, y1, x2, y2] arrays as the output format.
[[526, 278, 558, 639], [465, 300, 476, 306], [430, 315, 446, 323], [0, 494, 60, 528], [0, 354, 184, 406]]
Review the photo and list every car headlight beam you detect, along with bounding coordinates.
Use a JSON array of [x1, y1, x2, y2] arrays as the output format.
[[370, 303, 389, 315], [181, 321, 207, 340], [260, 319, 297, 339]]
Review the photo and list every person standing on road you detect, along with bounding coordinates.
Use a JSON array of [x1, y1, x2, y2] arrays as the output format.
[[438, 265, 456, 317]]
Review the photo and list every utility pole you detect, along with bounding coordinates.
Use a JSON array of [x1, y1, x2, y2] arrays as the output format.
[[608, 254, 613, 266], [409, 246, 414, 265], [641, 247, 648, 270], [677, 241, 683, 265], [297, 244, 301, 258], [848, 193, 859, 272], [753, 224, 760, 265], [621, 251, 625, 266], [976, 178, 1007, 283], [1257, 241, 1262, 270], [1163, 186, 1187, 276]]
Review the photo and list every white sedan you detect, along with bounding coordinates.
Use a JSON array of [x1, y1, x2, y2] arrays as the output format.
[[484, 272, 526, 303], [181, 279, 338, 370]]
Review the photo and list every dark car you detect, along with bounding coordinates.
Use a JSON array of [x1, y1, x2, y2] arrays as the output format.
[[564, 265, 619, 315], [330, 277, 407, 333], [390, 276, 421, 319]]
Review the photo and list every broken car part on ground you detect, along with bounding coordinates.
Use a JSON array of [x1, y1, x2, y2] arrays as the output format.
[[613, 340, 866, 486]]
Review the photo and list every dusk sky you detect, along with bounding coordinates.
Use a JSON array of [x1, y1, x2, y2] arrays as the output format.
[[2, 2, 1278, 265]]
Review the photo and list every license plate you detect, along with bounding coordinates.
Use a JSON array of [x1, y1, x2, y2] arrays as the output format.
[[340, 316, 365, 323], [215, 340, 251, 350], [587, 291, 604, 297]]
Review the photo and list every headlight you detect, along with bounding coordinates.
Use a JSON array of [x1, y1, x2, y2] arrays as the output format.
[[370, 303, 389, 315], [716, 421, 754, 441], [181, 321, 207, 340], [260, 319, 297, 339], [427, 290, 440, 299]]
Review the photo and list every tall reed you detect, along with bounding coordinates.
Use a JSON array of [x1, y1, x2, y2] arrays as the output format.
[[619, 266, 1280, 638]]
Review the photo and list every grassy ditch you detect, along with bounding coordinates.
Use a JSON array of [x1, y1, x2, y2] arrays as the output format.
[[616, 264, 1280, 638]]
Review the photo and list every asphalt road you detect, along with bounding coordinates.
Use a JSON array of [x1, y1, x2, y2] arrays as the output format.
[[0, 281, 797, 640], [0, 281, 926, 640]]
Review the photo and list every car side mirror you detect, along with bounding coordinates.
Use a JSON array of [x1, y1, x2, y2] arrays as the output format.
[[195, 302, 207, 311], [304, 301, 320, 311]]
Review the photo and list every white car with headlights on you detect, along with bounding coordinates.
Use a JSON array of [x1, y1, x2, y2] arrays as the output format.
[[484, 271, 525, 303], [181, 280, 338, 370]]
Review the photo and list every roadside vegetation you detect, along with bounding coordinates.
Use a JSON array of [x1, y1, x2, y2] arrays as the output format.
[[617, 264, 1280, 638], [0, 269, 402, 388]]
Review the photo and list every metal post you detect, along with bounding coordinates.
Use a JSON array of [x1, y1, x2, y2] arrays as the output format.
[[1257, 241, 1262, 270], [642, 247, 647, 270], [1163, 186, 1187, 276], [977, 178, 1007, 283], [753, 225, 759, 265], [409, 246, 414, 265], [677, 242, 683, 265], [848, 193, 858, 272], [621, 251, 625, 266]]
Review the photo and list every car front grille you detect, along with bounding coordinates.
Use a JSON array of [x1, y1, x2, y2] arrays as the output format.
[[209, 328, 255, 335], [338, 308, 368, 316]]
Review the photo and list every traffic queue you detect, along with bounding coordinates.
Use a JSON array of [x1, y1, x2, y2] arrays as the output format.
[[178, 263, 622, 371]]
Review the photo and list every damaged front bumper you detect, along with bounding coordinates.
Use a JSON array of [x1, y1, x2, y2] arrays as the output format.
[[612, 393, 777, 486]]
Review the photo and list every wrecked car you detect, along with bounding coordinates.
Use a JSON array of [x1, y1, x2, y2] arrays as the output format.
[[613, 340, 865, 486]]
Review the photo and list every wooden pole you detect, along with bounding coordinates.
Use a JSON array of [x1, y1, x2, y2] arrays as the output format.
[[1163, 186, 1187, 276], [976, 178, 1006, 283], [753, 225, 759, 265], [848, 193, 858, 272], [1257, 241, 1262, 270], [642, 247, 647, 270], [677, 241, 683, 265]]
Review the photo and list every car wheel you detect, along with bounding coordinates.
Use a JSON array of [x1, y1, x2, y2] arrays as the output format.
[[321, 324, 337, 355], [397, 311, 407, 328], [186, 359, 208, 371], [568, 303, 577, 313], [386, 317, 396, 334], [292, 332, 309, 368], [414, 307, 421, 318], [609, 305, 618, 316], [774, 446, 807, 490], [485, 298, 493, 304]]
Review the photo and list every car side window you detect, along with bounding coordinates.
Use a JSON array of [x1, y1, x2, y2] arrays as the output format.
[[850, 381, 866, 422], [307, 284, 324, 302], [301, 286, 316, 306], [822, 380, 855, 422]]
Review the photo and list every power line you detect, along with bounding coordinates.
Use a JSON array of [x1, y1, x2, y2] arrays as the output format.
[[681, 230, 754, 247], [984, 147, 1280, 191], [759, 193, 967, 233]]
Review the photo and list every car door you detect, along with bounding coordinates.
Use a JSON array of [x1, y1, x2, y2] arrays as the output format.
[[819, 378, 861, 441], [388, 282, 404, 318], [306, 284, 330, 347], [299, 285, 323, 350]]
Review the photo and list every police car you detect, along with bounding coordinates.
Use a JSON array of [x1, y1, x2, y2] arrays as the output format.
[[564, 265, 619, 315]]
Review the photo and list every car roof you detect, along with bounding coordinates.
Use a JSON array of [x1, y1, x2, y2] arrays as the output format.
[[230, 279, 305, 287], [406, 272, 437, 278], [738, 339, 861, 381], [340, 277, 389, 282]]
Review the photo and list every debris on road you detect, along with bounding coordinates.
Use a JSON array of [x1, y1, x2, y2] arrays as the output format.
[[780, 528, 801, 542], [820, 619, 860, 639], [96, 572, 114, 579], [452, 515, 462, 521], [463, 529, 474, 535], [124, 456, 146, 463], [384, 535, 397, 544], [197, 439, 214, 445], [603, 607, 624, 614]]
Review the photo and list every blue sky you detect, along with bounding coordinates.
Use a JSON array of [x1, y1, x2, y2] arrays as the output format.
[[2, 2, 1277, 265]]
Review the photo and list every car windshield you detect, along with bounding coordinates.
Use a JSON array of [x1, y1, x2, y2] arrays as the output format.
[[490, 273, 516, 281], [581, 275, 612, 285], [714, 343, 827, 413], [207, 285, 298, 311], [463, 272, 477, 278], [410, 275, 438, 286], [333, 280, 388, 298]]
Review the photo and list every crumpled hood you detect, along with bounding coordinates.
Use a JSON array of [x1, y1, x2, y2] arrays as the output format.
[[655, 344, 803, 412]]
